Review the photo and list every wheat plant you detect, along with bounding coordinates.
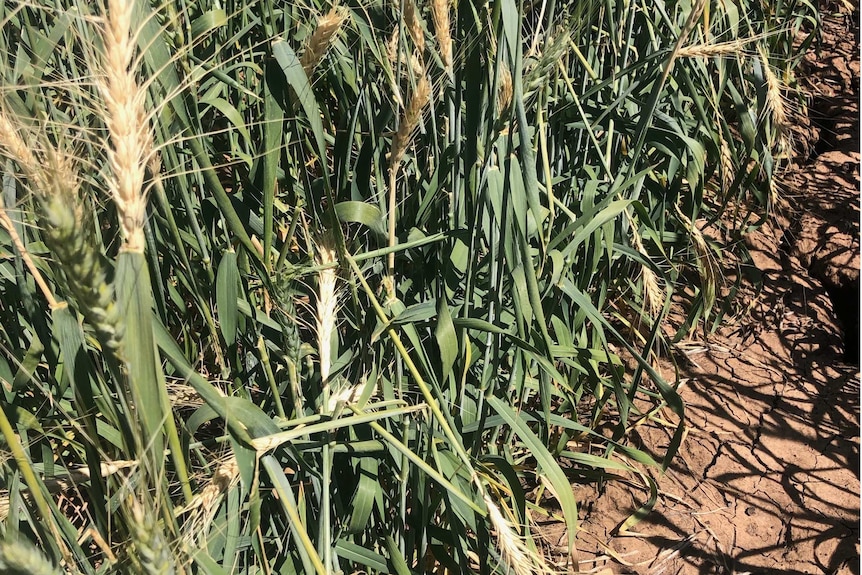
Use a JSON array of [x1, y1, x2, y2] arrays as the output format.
[[0, 0, 815, 572]]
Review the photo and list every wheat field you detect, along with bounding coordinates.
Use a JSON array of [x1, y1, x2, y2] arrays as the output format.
[[0, 0, 814, 572]]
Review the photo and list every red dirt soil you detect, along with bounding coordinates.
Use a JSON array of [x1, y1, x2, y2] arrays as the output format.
[[564, 4, 860, 574]]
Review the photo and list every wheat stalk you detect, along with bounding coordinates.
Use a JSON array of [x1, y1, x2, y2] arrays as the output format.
[[430, 0, 452, 71], [300, 8, 348, 76], [99, 0, 154, 252]]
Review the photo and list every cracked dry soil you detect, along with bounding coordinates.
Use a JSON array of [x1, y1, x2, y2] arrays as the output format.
[[561, 4, 860, 574]]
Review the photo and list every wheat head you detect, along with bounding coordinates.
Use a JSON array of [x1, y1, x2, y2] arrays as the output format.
[[127, 497, 179, 575], [0, 538, 61, 575], [387, 73, 431, 277], [498, 64, 513, 112], [315, 230, 339, 406], [483, 494, 555, 575], [677, 39, 750, 58], [631, 228, 662, 319], [389, 74, 431, 170], [403, 0, 425, 52], [675, 206, 719, 320], [177, 456, 238, 546], [430, 0, 452, 71], [38, 149, 124, 352], [718, 134, 735, 193], [759, 46, 792, 157], [99, 0, 154, 252], [0, 114, 40, 182], [0, 115, 62, 310], [300, 8, 348, 76]]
